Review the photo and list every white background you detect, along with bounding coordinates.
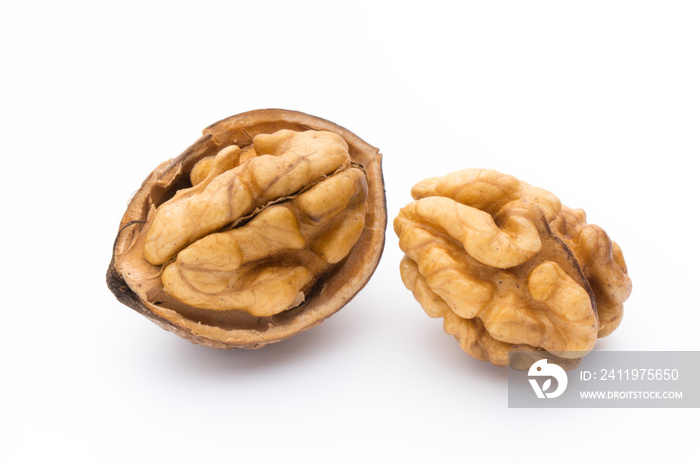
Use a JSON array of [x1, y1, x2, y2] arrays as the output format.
[[3, 1, 699, 464]]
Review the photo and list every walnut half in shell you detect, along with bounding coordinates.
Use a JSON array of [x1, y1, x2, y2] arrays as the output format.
[[107, 109, 386, 349], [394, 169, 631, 366]]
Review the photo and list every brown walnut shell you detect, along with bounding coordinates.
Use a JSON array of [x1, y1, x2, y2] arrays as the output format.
[[107, 109, 386, 349]]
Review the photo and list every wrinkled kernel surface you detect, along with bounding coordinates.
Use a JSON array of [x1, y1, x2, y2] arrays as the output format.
[[394, 169, 632, 366], [144, 130, 368, 316]]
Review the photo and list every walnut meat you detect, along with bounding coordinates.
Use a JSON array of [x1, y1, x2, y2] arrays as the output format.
[[107, 109, 386, 348], [394, 169, 631, 366]]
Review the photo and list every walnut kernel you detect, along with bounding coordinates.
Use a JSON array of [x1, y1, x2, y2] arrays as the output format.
[[394, 169, 631, 366], [107, 109, 386, 349]]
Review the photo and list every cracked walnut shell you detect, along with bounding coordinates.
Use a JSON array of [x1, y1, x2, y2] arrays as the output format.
[[394, 169, 631, 366], [107, 109, 386, 348]]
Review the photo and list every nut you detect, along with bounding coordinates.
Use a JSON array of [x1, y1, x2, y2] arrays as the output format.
[[107, 109, 386, 348], [394, 169, 631, 366]]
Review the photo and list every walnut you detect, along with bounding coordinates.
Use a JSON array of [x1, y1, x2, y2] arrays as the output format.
[[107, 109, 386, 348], [394, 169, 631, 366]]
